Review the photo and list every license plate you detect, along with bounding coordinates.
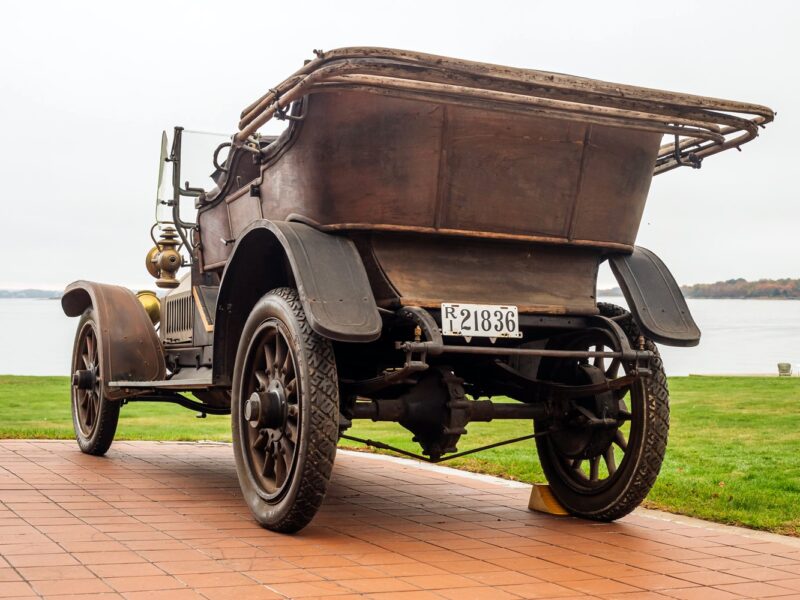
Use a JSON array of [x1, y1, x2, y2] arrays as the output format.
[[440, 303, 522, 339]]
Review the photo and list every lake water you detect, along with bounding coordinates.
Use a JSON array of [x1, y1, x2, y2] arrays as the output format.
[[1, 298, 798, 377]]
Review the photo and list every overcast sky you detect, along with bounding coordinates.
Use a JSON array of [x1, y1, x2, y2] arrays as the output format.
[[1, 0, 796, 291]]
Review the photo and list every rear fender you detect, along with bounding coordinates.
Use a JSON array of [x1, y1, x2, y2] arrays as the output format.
[[608, 247, 701, 347], [61, 281, 166, 399]]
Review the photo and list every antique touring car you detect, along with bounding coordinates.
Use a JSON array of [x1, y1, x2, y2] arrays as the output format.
[[62, 48, 773, 532]]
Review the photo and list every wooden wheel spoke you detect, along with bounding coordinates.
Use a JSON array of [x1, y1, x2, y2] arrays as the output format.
[[614, 429, 628, 451], [263, 339, 275, 373], [604, 447, 617, 475], [592, 345, 604, 369], [274, 450, 287, 486], [606, 358, 621, 379], [92, 394, 99, 424], [86, 393, 95, 426], [614, 381, 632, 399], [285, 378, 297, 397], [280, 436, 295, 465], [569, 458, 586, 479], [617, 398, 632, 419], [589, 456, 600, 481], [286, 420, 298, 442], [253, 430, 269, 451], [283, 352, 294, 379], [86, 333, 95, 362], [82, 393, 90, 425], [255, 370, 270, 392], [262, 452, 275, 479]]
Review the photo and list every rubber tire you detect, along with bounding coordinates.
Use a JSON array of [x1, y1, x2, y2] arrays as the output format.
[[70, 310, 120, 456], [535, 302, 669, 521], [231, 287, 339, 533]]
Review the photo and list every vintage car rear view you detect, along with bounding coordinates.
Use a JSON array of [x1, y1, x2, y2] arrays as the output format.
[[62, 47, 773, 532]]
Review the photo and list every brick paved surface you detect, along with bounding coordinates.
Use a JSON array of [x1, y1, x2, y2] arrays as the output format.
[[1, 441, 799, 599]]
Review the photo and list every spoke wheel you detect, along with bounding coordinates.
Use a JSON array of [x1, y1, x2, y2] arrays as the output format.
[[70, 310, 120, 456], [535, 303, 669, 521], [242, 321, 301, 501], [232, 288, 339, 533]]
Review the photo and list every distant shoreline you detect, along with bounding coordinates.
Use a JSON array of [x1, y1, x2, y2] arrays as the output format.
[[601, 278, 800, 300], [599, 291, 799, 301], [0, 290, 62, 299]]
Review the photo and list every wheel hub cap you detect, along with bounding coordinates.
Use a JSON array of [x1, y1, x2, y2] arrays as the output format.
[[72, 368, 97, 390], [245, 383, 287, 429]]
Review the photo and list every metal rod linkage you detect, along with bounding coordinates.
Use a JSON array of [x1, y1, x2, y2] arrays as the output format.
[[340, 431, 546, 464], [396, 340, 651, 362], [122, 394, 230, 415]]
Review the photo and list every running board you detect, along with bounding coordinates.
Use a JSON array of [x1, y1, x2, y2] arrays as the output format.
[[108, 377, 213, 390]]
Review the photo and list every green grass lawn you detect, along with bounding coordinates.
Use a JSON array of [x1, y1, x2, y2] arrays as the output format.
[[0, 376, 232, 441], [1, 375, 798, 535]]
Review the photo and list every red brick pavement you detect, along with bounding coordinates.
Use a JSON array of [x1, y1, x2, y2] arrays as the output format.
[[1, 440, 799, 599]]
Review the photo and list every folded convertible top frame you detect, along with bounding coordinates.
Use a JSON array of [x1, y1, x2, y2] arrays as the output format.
[[235, 47, 773, 175]]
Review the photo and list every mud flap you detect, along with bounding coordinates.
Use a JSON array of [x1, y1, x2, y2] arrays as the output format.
[[219, 220, 382, 343], [275, 221, 382, 341], [609, 247, 700, 347]]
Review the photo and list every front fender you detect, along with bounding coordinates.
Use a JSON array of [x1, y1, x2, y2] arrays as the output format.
[[61, 281, 166, 399], [608, 247, 701, 347]]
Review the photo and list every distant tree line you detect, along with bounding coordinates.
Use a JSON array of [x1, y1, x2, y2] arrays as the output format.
[[599, 278, 800, 299], [680, 278, 800, 299]]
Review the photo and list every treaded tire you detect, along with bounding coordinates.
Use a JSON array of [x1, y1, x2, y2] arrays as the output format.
[[231, 287, 339, 533], [535, 302, 669, 521], [70, 309, 120, 456]]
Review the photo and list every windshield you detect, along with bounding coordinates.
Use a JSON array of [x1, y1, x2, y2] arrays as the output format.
[[156, 131, 171, 223], [180, 129, 231, 192], [155, 128, 231, 225]]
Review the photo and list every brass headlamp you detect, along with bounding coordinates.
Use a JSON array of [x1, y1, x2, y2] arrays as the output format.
[[146, 226, 182, 289], [136, 290, 161, 325]]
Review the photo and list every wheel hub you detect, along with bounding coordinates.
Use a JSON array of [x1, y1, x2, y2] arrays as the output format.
[[245, 382, 287, 430], [72, 367, 97, 390], [550, 364, 619, 459]]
